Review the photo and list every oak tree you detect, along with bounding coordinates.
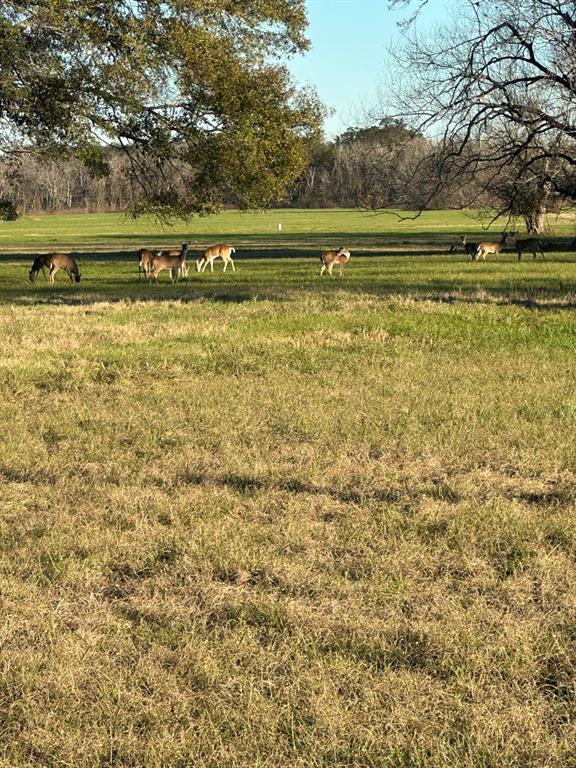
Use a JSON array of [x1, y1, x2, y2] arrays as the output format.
[[0, 1, 323, 216]]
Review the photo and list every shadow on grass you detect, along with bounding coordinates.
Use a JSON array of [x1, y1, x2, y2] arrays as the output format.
[[0, 245, 460, 263], [175, 471, 461, 505], [2, 245, 576, 309]]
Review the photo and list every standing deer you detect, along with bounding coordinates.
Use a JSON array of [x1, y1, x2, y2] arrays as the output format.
[[319, 246, 351, 276], [148, 243, 189, 283], [196, 244, 236, 273], [137, 248, 155, 279], [460, 235, 480, 261], [28, 253, 52, 283], [48, 253, 81, 284], [516, 237, 545, 261], [156, 244, 190, 278], [475, 232, 513, 261]]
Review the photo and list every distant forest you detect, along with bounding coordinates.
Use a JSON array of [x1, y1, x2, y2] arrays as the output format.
[[0, 119, 557, 226]]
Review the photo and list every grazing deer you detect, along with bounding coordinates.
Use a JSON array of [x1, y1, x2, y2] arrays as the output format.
[[460, 235, 480, 261], [475, 232, 513, 261], [516, 237, 545, 261], [137, 248, 155, 279], [148, 243, 189, 283], [49, 253, 81, 284], [196, 244, 236, 273], [319, 246, 351, 276], [28, 253, 52, 283]]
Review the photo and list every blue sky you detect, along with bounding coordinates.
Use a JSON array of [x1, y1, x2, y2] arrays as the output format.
[[287, 0, 446, 139]]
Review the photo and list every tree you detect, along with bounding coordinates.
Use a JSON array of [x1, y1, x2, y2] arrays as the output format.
[[288, 120, 440, 210], [331, 120, 436, 210], [0, 200, 18, 220], [0, 1, 323, 217], [385, 0, 576, 232]]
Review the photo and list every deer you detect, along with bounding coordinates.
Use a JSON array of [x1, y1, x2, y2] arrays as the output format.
[[156, 244, 190, 278], [319, 246, 351, 276], [48, 253, 81, 284], [475, 232, 514, 261], [148, 243, 189, 283], [137, 248, 155, 279], [460, 235, 480, 261], [196, 244, 236, 273], [28, 253, 53, 283], [516, 236, 545, 261]]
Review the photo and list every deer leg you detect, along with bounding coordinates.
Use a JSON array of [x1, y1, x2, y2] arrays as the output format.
[[320, 264, 326, 276], [230, 259, 235, 272]]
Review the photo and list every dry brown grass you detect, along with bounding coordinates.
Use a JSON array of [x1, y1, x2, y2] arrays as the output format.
[[0, 281, 575, 766]]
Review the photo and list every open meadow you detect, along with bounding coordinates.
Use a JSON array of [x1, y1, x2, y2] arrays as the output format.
[[1, 209, 576, 767]]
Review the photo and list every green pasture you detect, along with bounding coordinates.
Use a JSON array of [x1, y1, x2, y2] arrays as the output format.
[[0, 207, 575, 305], [1, 210, 576, 767], [2, 254, 576, 308], [1, 207, 575, 253]]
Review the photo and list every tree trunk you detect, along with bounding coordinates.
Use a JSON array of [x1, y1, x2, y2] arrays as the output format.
[[524, 205, 549, 234]]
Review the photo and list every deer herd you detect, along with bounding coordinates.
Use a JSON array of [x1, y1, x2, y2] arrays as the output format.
[[460, 232, 545, 262], [28, 242, 238, 285], [26, 232, 547, 285], [138, 242, 239, 282]]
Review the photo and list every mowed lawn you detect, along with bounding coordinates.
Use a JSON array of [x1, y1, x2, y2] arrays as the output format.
[[1, 211, 576, 767]]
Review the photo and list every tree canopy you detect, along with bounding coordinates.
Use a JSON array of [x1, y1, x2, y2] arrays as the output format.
[[0, 1, 323, 216], [385, 0, 576, 230]]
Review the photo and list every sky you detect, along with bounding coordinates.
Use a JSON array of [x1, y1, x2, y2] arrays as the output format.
[[287, 0, 447, 139]]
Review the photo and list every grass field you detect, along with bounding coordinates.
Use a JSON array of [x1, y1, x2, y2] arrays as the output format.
[[1, 207, 575, 252], [1, 210, 576, 767]]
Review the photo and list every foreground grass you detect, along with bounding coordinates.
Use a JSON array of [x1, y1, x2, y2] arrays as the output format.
[[1, 251, 576, 766]]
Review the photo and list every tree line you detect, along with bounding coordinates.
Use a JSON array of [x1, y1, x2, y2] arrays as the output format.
[[0, 1, 574, 234], [2, 115, 568, 236], [0, 121, 443, 215]]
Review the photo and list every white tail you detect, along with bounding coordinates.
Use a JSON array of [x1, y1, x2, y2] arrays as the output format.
[[516, 237, 544, 262], [475, 232, 513, 261], [319, 246, 351, 277], [49, 253, 81, 284], [196, 244, 236, 273], [149, 243, 189, 283]]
